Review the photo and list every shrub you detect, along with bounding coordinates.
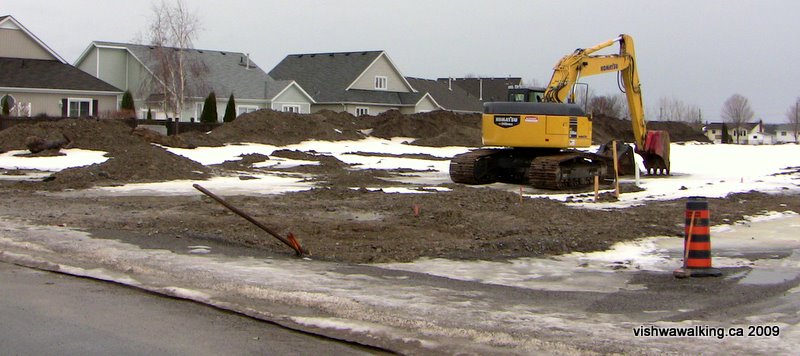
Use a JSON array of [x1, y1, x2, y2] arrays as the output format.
[[199, 92, 218, 123], [223, 93, 236, 122]]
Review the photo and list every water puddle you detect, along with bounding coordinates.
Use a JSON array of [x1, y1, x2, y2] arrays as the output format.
[[738, 269, 800, 285]]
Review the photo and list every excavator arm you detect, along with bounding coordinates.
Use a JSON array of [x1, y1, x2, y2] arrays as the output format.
[[544, 34, 669, 174]]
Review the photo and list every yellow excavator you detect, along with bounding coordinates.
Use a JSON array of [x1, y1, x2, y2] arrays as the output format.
[[450, 34, 670, 190]]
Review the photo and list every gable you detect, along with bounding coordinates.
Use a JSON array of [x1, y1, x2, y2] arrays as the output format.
[[348, 53, 414, 93], [0, 16, 64, 62]]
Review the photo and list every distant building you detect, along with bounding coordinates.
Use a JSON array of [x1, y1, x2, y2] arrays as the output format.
[[765, 123, 799, 144], [436, 77, 522, 103], [0, 15, 121, 118], [271, 51, 432, 115], [74, 41, 313, 121], [702, 120, 798, 145]]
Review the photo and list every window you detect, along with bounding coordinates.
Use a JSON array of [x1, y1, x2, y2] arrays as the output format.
[[374, 76, 387, 90], [711, 129, 716, 134], [355, 107, 369, 116], [781, 131, 787, 136], [195, 102, 204, 121], [753, 135, 758, 139], [68, 98, 92, 117], [282, 105, 300, 113], [237, 105, 259, 116]]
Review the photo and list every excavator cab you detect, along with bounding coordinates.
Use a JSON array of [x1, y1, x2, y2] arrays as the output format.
[[508, 88, 546, 103]]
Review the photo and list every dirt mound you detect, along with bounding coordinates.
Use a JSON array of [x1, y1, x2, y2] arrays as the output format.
[[199, 109, 365, 146], [0, 118, 211, 190], [132, 126, 196, 149], [592, 115, 709, 144], [367, 110, 481, 147]]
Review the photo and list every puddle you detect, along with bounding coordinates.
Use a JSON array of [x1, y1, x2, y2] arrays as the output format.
[[738, 269, 799, 285]]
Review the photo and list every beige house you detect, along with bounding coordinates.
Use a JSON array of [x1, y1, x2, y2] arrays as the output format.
[[268, 50, 481, 116], [74, 41, 314, 122], [0, 15, 121, 117]]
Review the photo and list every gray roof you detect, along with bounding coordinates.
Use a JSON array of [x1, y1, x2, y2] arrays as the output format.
[[437, 77, 522, 102], [269, 50, 421, 105], [92, 41, 294, 100], [405, 77, 482, 113], [0, 57, 121, 92], [705, 122, 761, 130], [764, 123, 799, 134]]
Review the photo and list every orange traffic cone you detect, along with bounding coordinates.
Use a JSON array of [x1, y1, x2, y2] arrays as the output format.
[[674, 197, 721, 278]]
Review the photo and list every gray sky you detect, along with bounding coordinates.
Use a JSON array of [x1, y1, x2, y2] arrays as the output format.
[[5, 0, 799, 123]]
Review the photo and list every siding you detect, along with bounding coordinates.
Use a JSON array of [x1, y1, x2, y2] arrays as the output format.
[[313, 104, 399, 116], [0, 28, 57, 60], [0, 91, 116, 117], [98, 48, 128, 91], [350, 55, 411, 92], [77, 47, 98, 77], [414, 95, 439, 113], [271, 85, 311, 113]]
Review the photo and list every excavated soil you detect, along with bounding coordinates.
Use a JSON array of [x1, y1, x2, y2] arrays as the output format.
[[1, 110, 792, 264]]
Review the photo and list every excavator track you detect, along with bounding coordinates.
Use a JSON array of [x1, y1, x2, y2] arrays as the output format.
[[450, 149, 608, 189], [528, 152, 608, 190], [449, 149, 499, 185]]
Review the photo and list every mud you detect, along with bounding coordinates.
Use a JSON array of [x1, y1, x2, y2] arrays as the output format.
[[1, 110, 785, 264]]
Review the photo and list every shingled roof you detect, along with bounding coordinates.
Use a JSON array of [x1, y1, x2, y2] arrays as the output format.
[[0, 57, 120, 92], [84, 41, 301, 101], [405, 77, 482, 113], [268, 50, 421, 105]]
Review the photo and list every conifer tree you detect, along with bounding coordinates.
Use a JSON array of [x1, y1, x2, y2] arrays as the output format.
[[223, 93, 236, 122], [199, 92, 218, 123]]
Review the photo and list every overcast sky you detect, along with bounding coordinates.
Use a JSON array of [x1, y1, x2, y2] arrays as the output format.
[[5, 0, 799, 123]]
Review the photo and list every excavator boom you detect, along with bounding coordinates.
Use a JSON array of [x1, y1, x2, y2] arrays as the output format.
[[544, 34, 669, 174]]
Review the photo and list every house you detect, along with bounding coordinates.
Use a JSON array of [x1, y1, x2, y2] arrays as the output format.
[[766, 124, 799, 144], [436, 77, 522, 102], [74, 41, 314, 121], [0, 15, 121, 117], [703, 121, 766, 144], [404, 77, 482, 113], [268, 50, 449, 116]]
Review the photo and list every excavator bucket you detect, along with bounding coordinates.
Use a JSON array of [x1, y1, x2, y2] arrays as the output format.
[[597, 140, 636, 176], [638, 130, 671, 175]]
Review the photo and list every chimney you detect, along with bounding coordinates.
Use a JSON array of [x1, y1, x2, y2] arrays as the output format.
[[246, 53, 250, 69], [448, 77, 452, 91], [479, 78, 483, 101]]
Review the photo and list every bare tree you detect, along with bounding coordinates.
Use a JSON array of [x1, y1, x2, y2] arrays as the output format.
[[144, 0, 203, 120], [657, 96, 686, 122], [684, 104, 702, 124], [587, 94, 625, 118], [721, 94, 754, 144], [787, 97, 800, 143]]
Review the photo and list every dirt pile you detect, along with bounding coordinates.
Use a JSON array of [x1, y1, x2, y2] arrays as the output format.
[[0, 118, 210, 190], [188, 109, 365, 146], [592, 115, 709, 144], [367, 110, 481, 147]]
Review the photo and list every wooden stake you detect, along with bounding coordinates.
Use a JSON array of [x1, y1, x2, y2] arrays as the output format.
[[594, 175, 600, 202], [612, 140, 620, 198]]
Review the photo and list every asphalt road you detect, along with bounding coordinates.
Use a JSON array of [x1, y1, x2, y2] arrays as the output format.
[[0, 262, 385, 356]]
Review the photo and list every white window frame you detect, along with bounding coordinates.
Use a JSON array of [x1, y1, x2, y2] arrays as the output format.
[[195, 102, 204, 121], [282, 104, 301, 113], [355, 107, 369, 116], [374, 76, 388, 90], [68, 98, 92, 117], [237, 105, 259, 116]]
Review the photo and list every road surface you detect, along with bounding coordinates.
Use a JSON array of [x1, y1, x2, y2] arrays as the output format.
[[0, 262, 385, 355]]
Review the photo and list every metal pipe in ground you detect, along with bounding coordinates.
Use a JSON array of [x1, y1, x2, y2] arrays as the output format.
[[192, 184, 308, 257]]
